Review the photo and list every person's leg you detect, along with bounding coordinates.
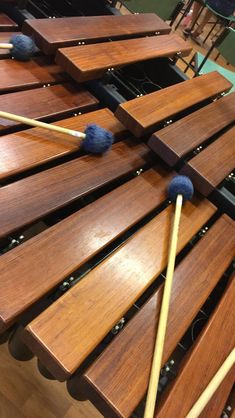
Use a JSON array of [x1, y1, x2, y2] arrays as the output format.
[[191, 9, 213, 37], [189, 1, 203, 28], [184, 1, 203, 34]]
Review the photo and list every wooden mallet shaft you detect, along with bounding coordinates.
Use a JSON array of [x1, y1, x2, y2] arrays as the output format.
[[0, 43, 14, 49], [186, 348, 235, 418], [144, 193, 183, 418], [0, 110, 86, 139]]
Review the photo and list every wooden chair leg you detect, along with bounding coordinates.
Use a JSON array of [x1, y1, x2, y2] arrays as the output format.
[[8, 326, 34, 361]]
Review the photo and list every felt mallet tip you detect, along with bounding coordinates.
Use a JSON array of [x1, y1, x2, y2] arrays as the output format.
[[168, 175, 194, 202], [9, 34, 35, 61], [82, 124, 114, 154]]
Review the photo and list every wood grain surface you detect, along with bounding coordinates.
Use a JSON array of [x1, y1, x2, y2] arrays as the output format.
[[0, 83, 98, 133], [0, 163, 172, 332], [23, 197, 215, 381], [0, 13, 18, 30], [0, 32, 21, 57], [0, 341, 103, 418], [180, 126, 235, 196], [115, 72, 232, 137], [156, 276, 235, 417], [0, 57, 65, 93], [198, 366, 235, 418], [56, 34, 191, 82], [23, 14, 171, 54], [0, 108, 126, 181], [148, 92, 235, 166], [80, 215, 234, 418], [0, 139, 153, 238]]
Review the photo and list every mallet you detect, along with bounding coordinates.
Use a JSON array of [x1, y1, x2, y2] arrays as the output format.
[[186, 348, 235, 418], [0, 110, 114, 154], [0, 34, 35, 61], [144, 175, 194, 418]]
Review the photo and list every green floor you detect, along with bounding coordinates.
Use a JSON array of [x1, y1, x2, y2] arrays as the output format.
[[197, 52, 235, 93]]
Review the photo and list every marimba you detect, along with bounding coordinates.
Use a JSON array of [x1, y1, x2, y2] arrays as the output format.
[[23, 14, 171, 53], [0, 10, 234, 418], [0, 12, 18, 31]]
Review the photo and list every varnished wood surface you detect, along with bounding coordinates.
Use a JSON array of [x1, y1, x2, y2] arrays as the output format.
[[0, 57, 65, 93], [0, 108, 126, 181], [0, 342, 103, 418], [115, 72, 232, 137], [23, 14, 171, 54], [181, 126, 235, 196], [56, 34, 191, 82], [0, 139, 153, 238], [198, 366, 235, 418], [23, 197, 215, 381], [81, 215, 234, 418], [0, 83, 98, 133], [0, 164, 172, 332], [0, 32, 21, 57], [0, 13, 18, 30], [148, 92, 235, 166], [156, 277, 235, 417]]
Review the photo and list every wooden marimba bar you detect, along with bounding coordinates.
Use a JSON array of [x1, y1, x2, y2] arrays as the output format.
[[23, 13, 171, 53], [0, 10, 19, 59], [0, 10, 234, 418]]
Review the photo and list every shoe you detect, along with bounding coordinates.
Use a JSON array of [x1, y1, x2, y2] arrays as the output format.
[[190, 29, 203, 39], [183, 27, 192, 36]]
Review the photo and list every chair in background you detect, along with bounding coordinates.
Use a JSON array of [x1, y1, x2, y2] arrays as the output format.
[[118, 0, 185, 24], [183, 27, 235, 92], [196, 27, 235, 73], [175, 0, 235, 43], [195, 51, 235, 92], [175, 0, 203, 30], [202, 3, 235, 45]]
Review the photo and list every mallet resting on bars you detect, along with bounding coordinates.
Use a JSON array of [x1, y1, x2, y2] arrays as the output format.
[[0, 34, 35, 60], [144, 175, 194, 418], [0, 111, 114, 154], [186, 348, 235, 418]]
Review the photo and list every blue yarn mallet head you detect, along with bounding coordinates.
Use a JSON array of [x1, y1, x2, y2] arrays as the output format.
[[168, 175, 194, 202], [82, 124, 114, 154], [9, 35, 35, 61]]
